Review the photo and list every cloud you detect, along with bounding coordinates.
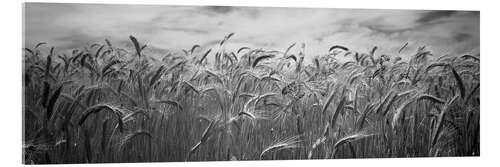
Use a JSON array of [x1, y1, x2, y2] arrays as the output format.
[[162, 27, 209, 34], [417, 11, 458, 24], [453, 33, 472, 42], [202, 6, 235, 15], [23, 3, 479, 60]]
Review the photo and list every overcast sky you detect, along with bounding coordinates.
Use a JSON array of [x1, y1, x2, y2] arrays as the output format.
[[24, 3, 479, 59]]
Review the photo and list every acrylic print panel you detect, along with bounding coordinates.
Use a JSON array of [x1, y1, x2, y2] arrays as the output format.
[[22, 2, 479, 164]]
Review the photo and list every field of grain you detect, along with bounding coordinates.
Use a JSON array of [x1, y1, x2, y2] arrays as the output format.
[[22, 34, 479, 164]]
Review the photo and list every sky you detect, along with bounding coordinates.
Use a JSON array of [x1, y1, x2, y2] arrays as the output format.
[[23, 3, 480, 60]]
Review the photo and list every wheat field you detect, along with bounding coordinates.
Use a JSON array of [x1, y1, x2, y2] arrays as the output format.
[[22, 33, 479, 164]]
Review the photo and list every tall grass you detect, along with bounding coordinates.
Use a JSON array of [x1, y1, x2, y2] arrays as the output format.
[[23, 34, 480, 164]]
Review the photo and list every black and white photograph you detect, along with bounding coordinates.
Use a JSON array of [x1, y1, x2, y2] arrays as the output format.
[[20, 1, 482, 165]]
